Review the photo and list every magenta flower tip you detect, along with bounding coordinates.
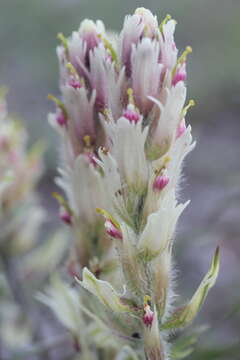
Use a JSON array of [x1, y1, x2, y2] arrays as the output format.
[[105, 219, 123, 240], [143, 304, 154, 327], [60, 207, 72, 225], [69, 78, 82, 89], [56, 110, 67, 127], [153, 173, 169, 191], [123, 108, 140, 124]]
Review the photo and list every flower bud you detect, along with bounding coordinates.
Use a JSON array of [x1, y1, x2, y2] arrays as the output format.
[[143, 306, 166, 360], [123, 105, 140, 124], [96, 208, 123, 240], [172, 62, 187, 86], [60, 206, 72, 225], [56, 109, 67, 127], [153, 170, 169, 191], [143, 303, 154, 327], [104, 219, 123, 240], [68, 77, 82, 89]]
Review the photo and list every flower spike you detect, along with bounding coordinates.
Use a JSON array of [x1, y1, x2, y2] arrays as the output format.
[[45, 8, 220, 360]]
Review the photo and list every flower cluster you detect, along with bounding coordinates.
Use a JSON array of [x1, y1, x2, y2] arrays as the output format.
[[47, 8, 220, 359]]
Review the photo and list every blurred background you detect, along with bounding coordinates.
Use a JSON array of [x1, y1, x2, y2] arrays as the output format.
[[0, 0, 240, 358]]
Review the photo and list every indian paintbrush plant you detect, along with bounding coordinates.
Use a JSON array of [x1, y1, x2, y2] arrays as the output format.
[[42, 8, 220, 360]]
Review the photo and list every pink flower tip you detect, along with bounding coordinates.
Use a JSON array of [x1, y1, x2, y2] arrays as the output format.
[[176, 118, 186, 139], [60, 207, 72, 225], [143, 304, 154, 327], [153, 172, 169, 191], [105, 219, 123, 240], [69, 78, 82, 89], [123, 108, 140, 124], [56, 110, 67, 127], [172, 63, 187, 86]]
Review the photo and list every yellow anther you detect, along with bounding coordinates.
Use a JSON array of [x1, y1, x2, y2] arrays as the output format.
[[48, 94, 67, 117], [127, 88, 135, 106], [57, 33, 68, 54], [159, 14, 172, 33], [182, 99, 195, 117], [83, 135, 91, 148], [98, 34, 118, 63], [144, 295, 151, 306], [172, 46, 192, 78], [52, 192, 73, 215], [178, 46, 192, 66]]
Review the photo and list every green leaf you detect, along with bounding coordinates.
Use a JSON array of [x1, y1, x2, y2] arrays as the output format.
[[161, 247, 220, 330], [76, 268, 132, 313]]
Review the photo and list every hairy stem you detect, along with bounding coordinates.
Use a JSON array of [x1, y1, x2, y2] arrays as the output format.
[[144, 331, 167, 360]]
